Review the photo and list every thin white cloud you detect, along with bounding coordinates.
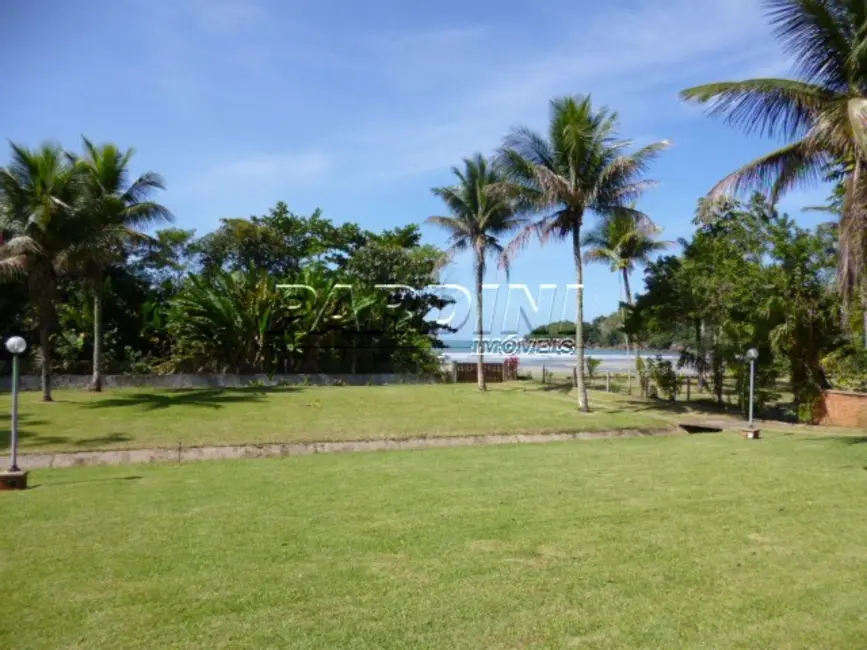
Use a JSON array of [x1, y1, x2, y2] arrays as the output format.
[[147, 0, 788, 192], [185, 0, 268, 34], [313, 0, 779, 185], [175, 152, 333, 199], [219, 153, 332, 181], [137, 0, 277, 106]]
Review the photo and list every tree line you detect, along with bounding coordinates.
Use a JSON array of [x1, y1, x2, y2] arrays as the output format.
[[427, 0, 867, 414], [527, 315, 636, 350], [626, 193, 866, 419], [0, 142, 450, 401]]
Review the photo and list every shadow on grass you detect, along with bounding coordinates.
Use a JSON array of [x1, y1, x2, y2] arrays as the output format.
[[537, 383, 574, 395], [794, 435, 867, 446], [72, 433, 134, 448], [757, 402, 799, 424], [30, 475, 143, 490], [0, 416, 136, 449], [0, 415, 71, 449], [84, 387, 293, 412], [530, 382, 742, 417], [609, 396, 754, 420]]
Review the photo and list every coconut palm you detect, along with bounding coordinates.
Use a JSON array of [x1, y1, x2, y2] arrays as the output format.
[[69, 138, 172, 391], [0, 143, 81, 401], [427, 154, 521, 390], [582, 207, 671, 353], [498, 95, 669, 411], [680, 0, 867, 334]]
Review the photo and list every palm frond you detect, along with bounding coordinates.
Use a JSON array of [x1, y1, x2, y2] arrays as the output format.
[[428, 154, 520, 274], [0, 235, 42, 257], [680, 78, 840, 139], [592, 141, 670, 208], [430, 186, 471, 221], [0, 254, 29, 280], [583, 247, 618, 266], [503, 216, 555, 266], [122, 172, 166, 203], [704, 138, 828, 202], [121, 201, 175, 229], [765, 0, 852, 90], [501, 126, 555, 169]]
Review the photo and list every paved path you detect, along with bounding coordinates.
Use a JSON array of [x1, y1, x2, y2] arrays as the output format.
[[19, 428, 675, 470]]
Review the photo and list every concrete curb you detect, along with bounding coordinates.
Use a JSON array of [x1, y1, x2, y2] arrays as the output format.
[[18, 428, 675, 469]]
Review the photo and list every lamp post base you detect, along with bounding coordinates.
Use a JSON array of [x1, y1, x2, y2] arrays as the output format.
[[0, 470, 28, 490], [742, 428, 761, 440]]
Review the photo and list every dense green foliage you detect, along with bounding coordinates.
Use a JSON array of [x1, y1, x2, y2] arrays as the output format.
[[0, 143, 451, 390], [681, 0, 867, 338], [627, 194, 845, 418], [528, 313, 629, 348]]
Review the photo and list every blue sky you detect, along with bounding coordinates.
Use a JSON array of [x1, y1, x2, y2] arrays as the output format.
[[1, 0, 833, 336]]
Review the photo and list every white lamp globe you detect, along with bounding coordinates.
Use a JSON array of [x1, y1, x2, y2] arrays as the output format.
[[746, 348, 759, 362], [5, 336, 27, 355]]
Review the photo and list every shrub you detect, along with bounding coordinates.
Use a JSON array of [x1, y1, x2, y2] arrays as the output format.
[[647, 356, 682, 401], [586, 357, 602, 379], [823, 346, 867, 393]]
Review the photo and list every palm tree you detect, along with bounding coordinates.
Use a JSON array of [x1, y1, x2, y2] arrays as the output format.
[[69, 138, 172, 391], [427, 154, 520, 390], [498, 96, 669, 411], [802, 176, 867, 344], [0, 143, 82, 401], [680, 0, 867, 338], [582, 207, 671, 353]]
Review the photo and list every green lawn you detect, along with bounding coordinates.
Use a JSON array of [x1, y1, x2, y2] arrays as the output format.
[[0, 383, 674, 453], [2, 432, 867, 648]]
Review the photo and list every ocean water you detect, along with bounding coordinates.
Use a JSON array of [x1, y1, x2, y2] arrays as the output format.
[[440, 339, 680, 371], [442, 339, 674, 358]]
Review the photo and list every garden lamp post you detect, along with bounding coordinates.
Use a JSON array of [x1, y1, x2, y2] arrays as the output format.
[[744, 348, 760, 439], [1, 336, 28, 489]]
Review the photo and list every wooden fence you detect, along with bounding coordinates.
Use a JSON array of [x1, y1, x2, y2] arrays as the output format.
[[451, 362, 517, 383], [539, 366, 701, 400]]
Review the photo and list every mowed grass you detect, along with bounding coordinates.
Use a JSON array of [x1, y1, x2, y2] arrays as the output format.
[[0, 383, 672, 453], [2, 431, 867, 648]]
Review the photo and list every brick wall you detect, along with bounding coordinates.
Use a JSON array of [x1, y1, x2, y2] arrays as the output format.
[[813, 391, 867, 428]]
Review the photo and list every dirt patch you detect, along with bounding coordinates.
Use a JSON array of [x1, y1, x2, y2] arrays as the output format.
[[18, 428, 676, 469]]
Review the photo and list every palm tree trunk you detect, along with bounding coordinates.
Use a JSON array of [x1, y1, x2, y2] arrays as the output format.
[[475, 249, 487, 391], [90, 275, 103, 392], [37, 289, 53, 403], [622, 267, 633, 307], [862, 284, 867, 349], [573, 225, 589, 412], [622, 267, 633, 357]]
